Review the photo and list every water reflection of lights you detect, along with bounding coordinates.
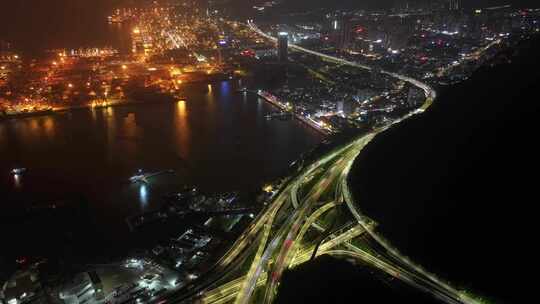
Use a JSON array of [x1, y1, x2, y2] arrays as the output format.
[[177, 100, 186, 117], [139, 184, 148, 205], [90, 106, 97, 121], [221, 81, 230, 96], [174, 100, 190, 158], [43, 117, 55, 137], [207, 84, 212, 93], [13, 174, 22, 189], [106, 106, 114, 117], [30, 120, 39, 131]]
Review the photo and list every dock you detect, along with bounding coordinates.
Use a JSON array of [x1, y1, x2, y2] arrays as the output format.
[[256, 90, 331, 135]]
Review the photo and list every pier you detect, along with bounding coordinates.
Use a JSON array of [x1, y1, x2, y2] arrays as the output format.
[[129, 169, 175, 184], [256, 90, 331, 135]]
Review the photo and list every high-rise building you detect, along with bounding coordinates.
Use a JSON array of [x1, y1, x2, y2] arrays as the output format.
[[330, 18, 352, 51], [338, 18, 353, 51], [337, 101, 344, 113], [407, 87, 424, 107], [448, 0, 460, 11], [277, 32, 288, 63]]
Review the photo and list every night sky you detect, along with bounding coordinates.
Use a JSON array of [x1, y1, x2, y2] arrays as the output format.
[[0, 0, 122, 53], [0, 0, 538, 53]]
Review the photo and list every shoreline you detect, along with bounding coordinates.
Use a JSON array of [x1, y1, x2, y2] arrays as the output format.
[[0, 97, 180, 122], [0, 77, 241, 122]]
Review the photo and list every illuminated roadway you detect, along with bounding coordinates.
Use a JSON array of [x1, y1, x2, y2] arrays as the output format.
[[246, 21, 437, 103], [156, 21, 482, 304]]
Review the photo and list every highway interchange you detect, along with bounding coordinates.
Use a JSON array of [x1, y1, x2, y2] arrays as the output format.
[[155, 21, 482, 304]]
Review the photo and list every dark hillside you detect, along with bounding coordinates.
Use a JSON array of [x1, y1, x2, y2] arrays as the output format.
[[275, 255, 439, 304], [348, 35, 540, 303]]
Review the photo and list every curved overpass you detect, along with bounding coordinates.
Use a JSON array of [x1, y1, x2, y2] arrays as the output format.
[[242, 21, 480, 304], [160, 21, 485, 304]]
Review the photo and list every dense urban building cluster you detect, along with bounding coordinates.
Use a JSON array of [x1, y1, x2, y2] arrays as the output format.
[[3, 0, 536, 131], [1, 0, 239, 119], [244, 2, 539, 132]]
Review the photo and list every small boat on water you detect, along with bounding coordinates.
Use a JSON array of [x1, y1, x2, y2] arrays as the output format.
[[129, 169, 175, 183], [130, 169, 146, 183], [174, 92, 187, 100]]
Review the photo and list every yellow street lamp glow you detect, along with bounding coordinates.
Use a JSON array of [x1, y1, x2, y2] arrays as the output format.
[[263, 184, 273, 192]]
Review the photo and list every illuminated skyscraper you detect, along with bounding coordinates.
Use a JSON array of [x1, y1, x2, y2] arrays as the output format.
[[278, 32, 288, 63]]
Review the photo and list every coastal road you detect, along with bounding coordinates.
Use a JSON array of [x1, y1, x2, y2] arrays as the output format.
[[231, 22, 477, 304], [159, 20, 481, 304]]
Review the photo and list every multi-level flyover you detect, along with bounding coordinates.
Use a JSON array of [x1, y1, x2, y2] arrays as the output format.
[[156, 21, 482, 304]]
